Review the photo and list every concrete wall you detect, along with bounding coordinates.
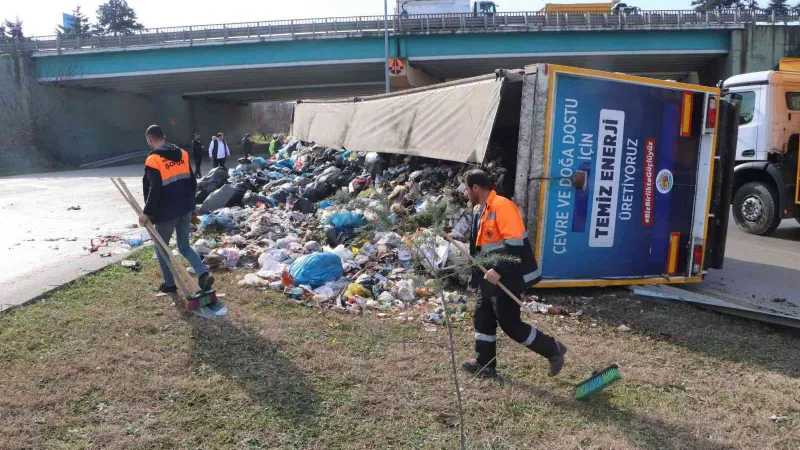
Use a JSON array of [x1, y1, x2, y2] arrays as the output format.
[[706, 24, 800, 84], [189, 98, 253, 157], [0, 53, 252, 171]]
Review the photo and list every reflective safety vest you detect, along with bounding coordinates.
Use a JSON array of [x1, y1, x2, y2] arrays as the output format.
[[145, 149, 193, 187], [143, 146, 196, 224], [472, 190, 541, 289]]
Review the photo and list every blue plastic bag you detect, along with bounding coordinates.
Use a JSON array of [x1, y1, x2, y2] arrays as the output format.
[[267, 171, 285, 179], [325, 212, 367, 234], [251, 156, 267, 168], [289, 252, 343, 287], [275, 158, 295, 169], [318, 200, 334, 209], [198, 213, 236, 232]]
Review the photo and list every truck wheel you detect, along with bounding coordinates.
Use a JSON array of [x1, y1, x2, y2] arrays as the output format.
[[732, 182, 781, 235]]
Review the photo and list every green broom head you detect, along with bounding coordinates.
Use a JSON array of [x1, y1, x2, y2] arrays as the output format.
[[574, 364, 621, 400]]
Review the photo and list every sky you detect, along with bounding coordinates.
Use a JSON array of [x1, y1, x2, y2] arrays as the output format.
[[5, 0, 694, 37]]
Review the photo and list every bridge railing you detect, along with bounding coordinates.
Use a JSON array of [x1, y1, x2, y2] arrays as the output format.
[[1, 9, 797, 54]]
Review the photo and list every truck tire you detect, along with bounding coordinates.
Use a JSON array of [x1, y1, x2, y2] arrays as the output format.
[[732, 182, 781, 235]]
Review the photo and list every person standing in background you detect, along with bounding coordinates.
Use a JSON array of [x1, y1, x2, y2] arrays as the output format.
[[191, 132, 204, 178], [209, 132, 230, 168], [268, 133, 279, 156], [241, 133, 253, 158]]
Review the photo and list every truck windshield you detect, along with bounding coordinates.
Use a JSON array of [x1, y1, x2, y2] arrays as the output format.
[[724, 91, 755, 125], [785, 92, 800, 110]]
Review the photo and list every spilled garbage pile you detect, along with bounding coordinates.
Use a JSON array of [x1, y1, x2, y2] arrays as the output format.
[[190, 140, 551, 326]]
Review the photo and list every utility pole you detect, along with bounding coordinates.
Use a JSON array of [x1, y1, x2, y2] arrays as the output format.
[[384, 0, 390, 93]]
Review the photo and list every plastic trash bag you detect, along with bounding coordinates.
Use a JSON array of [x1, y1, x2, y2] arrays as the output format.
[[364, 152, 387, 175], [259, 249, 288, 266], [199, 184, 246, 214], [344, 283, 372, 299], [289, 252, 343, 288], [251, 156, 267, 168], [198, 213, 236, 232], [275, 158, 295, 169], [327, 212, 366, 234], [242, 191, 270, 208], [304, 241, 322, 253], [326, 245, 354, 262]]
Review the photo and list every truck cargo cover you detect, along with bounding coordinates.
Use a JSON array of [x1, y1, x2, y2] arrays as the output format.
[[293, 77, 503, 163]]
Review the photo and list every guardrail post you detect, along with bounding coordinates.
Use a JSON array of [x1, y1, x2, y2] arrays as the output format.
[[334, 20, 338, 33], [586, 12, 590, 27], [523, 13, 528, 28], [56, 35, 61, 54], [268, 23, 272, 36], [224, 25, 229, 41], [189, 26, 193, 43], [76, 35, 81, 49], [771, 10, 775, 23], [442, 16, 446, 30], [290, 20, 294, 37], [426, 17, 430, 33], [311, 22, 315, 35], [484, 14, 489, 28], [460, 15, 465, 31]]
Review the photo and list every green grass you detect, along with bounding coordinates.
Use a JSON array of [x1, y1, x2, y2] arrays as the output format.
[[1, 252, 799, 449]]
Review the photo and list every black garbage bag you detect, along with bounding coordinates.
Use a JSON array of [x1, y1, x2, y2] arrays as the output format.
[[242, 191, 270, 208], [195, 167, 229, 203], [333, 165, 359, 188], [301, 180, 334, 202], [292, 198, 317, 214], [199, 184, 247, 214], [317, 166, 341, 185]]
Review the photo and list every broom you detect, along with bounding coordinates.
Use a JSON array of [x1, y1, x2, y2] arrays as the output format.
[[110, 178, 221, 316], [442, 234, 621, 400]]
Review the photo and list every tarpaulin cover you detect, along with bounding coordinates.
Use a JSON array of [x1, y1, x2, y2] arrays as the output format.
[[293, 78, 503, 163]]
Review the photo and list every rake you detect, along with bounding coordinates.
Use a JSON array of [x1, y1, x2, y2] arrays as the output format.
[[110, 177, 221, 315], [443, 234, 621, 400]]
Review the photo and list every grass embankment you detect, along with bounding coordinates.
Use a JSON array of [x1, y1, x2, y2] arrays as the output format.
[[1, 252, 798, 449]]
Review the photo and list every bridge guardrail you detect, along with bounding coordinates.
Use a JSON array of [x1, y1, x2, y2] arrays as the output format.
[[0, 9, 794, 55]]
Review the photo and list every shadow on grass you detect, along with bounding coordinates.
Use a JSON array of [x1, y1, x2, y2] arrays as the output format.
[[507, 380, 732, 450], [188, 317, 319, 426], [545, 287, 800, 379]]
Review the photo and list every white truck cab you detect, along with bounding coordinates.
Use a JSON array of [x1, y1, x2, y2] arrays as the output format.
[[722, 61, 800, 234]]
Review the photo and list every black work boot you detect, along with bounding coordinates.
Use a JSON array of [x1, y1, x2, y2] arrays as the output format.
[[461, 360, 498, 379], [156, 283, 177, 294], [199, 272, 215, 291], [527, 332, 568, 377]]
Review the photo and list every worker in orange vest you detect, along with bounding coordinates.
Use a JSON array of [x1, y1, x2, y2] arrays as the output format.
[[461, 169, 566, 379], [141, 125, 214, 294]]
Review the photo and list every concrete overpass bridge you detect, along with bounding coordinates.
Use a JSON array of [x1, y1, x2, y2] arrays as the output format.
[[8, 9, 799, 102], [2, 10, 800, 166]]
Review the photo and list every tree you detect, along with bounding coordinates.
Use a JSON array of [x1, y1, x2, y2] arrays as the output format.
[[0, 24, 6, 40], [692, 0, 740, 10], [95, 0, 143, 36], [766, 0, 789, 12], [55, 6, 92, 35], [4, 17, 24, 41]]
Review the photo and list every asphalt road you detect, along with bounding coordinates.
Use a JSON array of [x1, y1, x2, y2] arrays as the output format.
[[1, 165, 798, 317], [682, 216, 800, 319], [0, 165, 144, 310]]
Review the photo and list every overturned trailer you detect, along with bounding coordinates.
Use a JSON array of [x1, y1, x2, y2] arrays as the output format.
[[292, 64, 738, 288]]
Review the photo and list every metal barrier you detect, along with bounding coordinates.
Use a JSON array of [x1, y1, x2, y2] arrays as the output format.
[[0, 9, 794, 54]]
